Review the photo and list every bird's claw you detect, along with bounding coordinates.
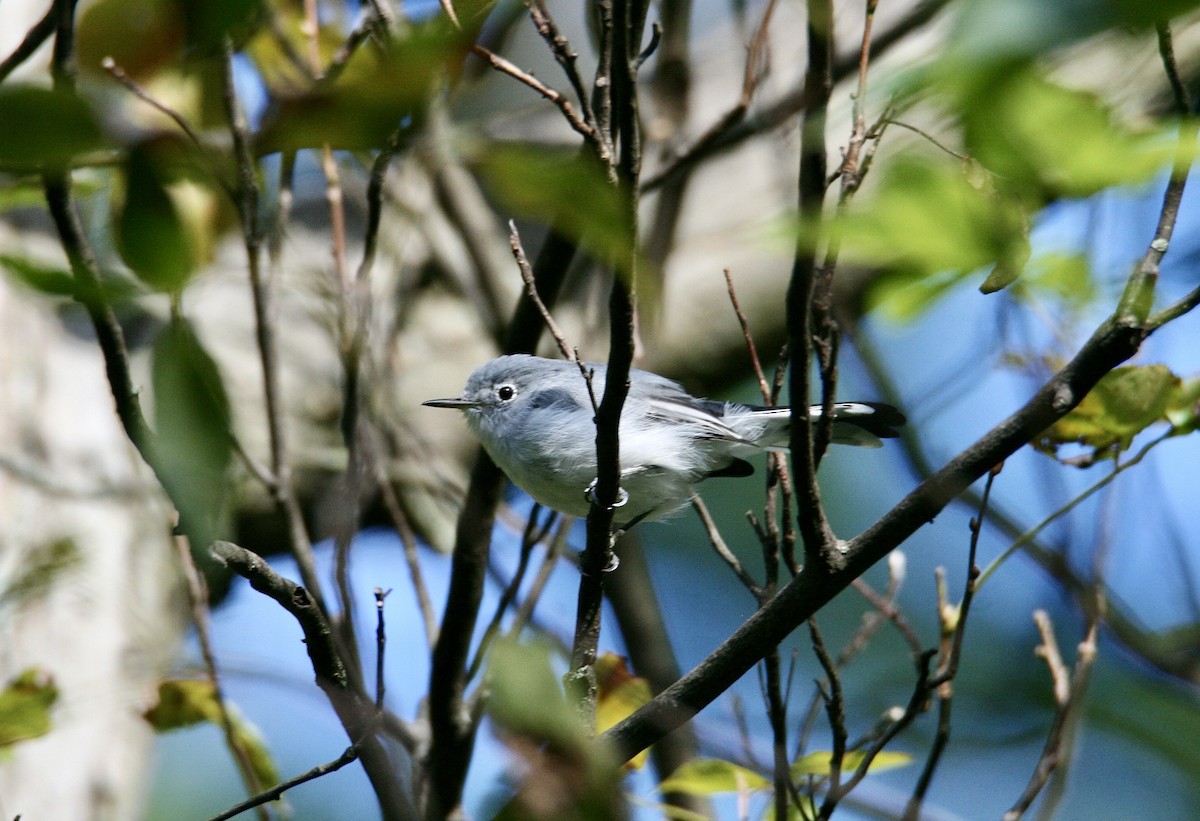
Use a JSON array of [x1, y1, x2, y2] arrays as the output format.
[[584, 479, 629, 510]]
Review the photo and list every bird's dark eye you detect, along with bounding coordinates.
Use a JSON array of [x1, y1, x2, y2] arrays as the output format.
[[497, 385, 516, 401]]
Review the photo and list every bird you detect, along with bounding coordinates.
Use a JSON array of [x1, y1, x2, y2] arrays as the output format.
[[424, 354, 904, 527]]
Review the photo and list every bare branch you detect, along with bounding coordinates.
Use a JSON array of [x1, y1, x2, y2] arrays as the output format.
[[510, 221, 576, 361], [471, 44, 596, 140], [691, 494, 761, 596], [207, 746, 361, 821]]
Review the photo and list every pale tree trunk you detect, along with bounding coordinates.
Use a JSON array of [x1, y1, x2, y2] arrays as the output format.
[[0, 258, 186, 821]]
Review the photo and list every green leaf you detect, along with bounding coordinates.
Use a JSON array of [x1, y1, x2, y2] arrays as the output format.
[[77, 0, 185, 79], [256, 21, 465, 153], [0, 255, 79, 299], [115, 141, 199, 292], [151, 318, 233, 549], [176, 0, 264, 53], [951, 67, 1175, 199], [145, 680, 279, 789], [486, 638, 585, 751], [836, 156, 1029, 319], [0, 86, 107, 172], [1034, 364, 1180, 459], [657, 758, 770, 796], [0, 669, 58, 749], [474, 143, 635, 273], [1018, 252, 1096, 307], [791, 749, 911, 777]]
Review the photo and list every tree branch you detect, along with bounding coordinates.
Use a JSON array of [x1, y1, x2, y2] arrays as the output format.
[[604, 311, 1160, 762]]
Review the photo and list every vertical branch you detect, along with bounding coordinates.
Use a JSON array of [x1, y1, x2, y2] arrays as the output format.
[[570, 0, 645, 720], [220, 42, 327, 610], [788, 0, 837, 565]]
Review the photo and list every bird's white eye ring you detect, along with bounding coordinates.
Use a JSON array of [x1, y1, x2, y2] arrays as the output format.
[[497, 385, 516, 401]]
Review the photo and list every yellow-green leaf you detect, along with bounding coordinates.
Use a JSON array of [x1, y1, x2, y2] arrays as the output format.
[[791, 749, 912, 778], [658, 758, 770, 796], [0, 669, 58, 748], [595, 653, 651, 770], [1034, 364, 1180, 459], [145, 680, 279, 788]]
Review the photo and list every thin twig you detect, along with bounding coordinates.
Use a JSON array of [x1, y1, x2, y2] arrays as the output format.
[[373, 458, 439, 648], [510, 221, 575, 361], [810, 619, 848, 820], [221, 42, 327, 611], [788, 0, 837, 566], [206, 746, 361, 821], [904, 464, 999, 819], [471, 45, 596, 140], [526, 0, 604, 158], [175, 539, 272, 821], [1002, 613, 1100, 820], [466, 504, 556, 682], [0, 3, 56, 82], [692, 494, 761, 596], [374, 587, 390, 712], [977, 430, 1172, 587], [723, 268, 771, 398], [101, 57, 206, 149]]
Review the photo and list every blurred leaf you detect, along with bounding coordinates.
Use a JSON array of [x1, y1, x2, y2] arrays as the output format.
[[1017, 252, 1096, 307], [0, 539, 82, 610], [488, 640, 623, 821], [256, 21, 465, 153], [0, 255, 78, 298], [245, 5, 349, 96], [0, 86, 107, 172], [487, 638, 584, 751], [145, 679, 279, 788], [115, 142, 199, 291], [152, 318, 233, 549], [77, 0, 185, 78], [0, 180, 53, 213], [657, 758, 770, 795], [594, 654, 650, 770], [1165, 378, 1200, 434], [1112, 0, 1200, 26], [948, 67, 1175, 199], [1034, 364, 1180, 459], [833, 156, 1028, 319], [145, 678, 223, 728], [0, 669, 57, 749], [475, 143, 635, 272], [177, 0, 265, 53], [791, 749, 911, 777]]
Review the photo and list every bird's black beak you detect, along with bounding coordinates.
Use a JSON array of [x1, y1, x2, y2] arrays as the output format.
[[423, 397, 478, 409]]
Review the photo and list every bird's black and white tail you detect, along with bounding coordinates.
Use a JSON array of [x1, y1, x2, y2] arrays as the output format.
[[734, 402, 906, 449]]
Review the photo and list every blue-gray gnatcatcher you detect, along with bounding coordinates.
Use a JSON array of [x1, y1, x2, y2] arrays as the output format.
[[424, 354, 904, 527]]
